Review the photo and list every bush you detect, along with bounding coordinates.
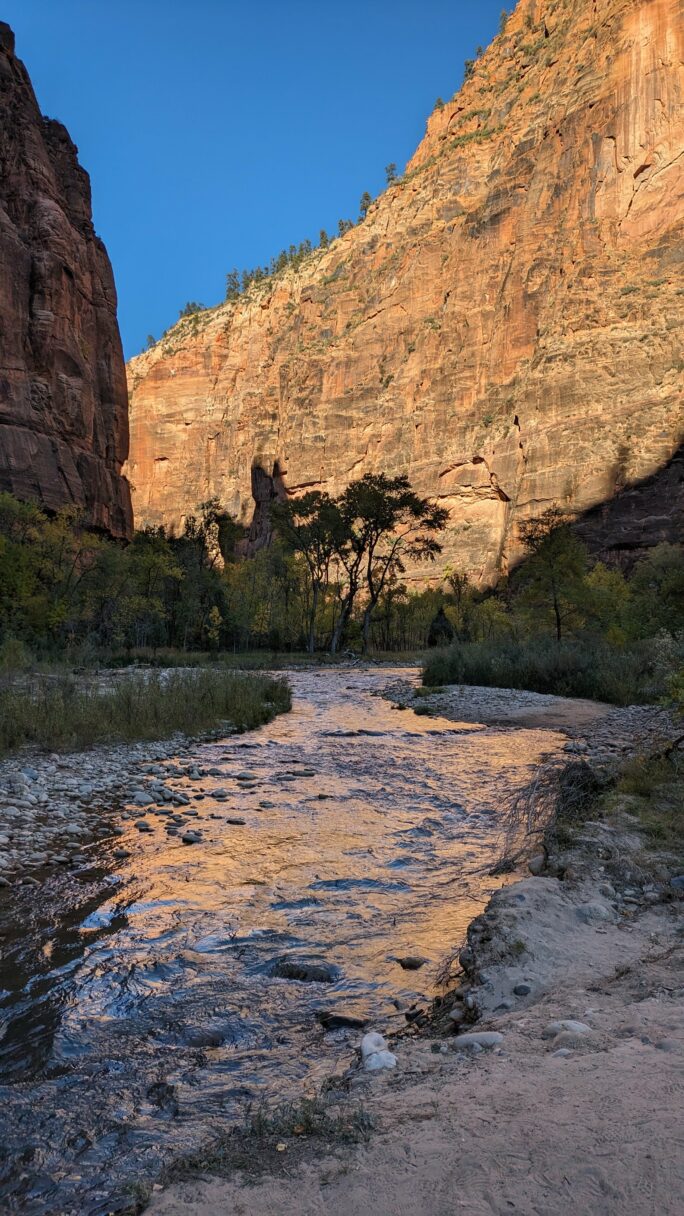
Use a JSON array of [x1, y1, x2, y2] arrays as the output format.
[[0, 668, 291, 756], [422, 637, 682, 706]]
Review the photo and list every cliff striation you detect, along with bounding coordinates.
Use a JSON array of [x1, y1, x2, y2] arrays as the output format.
[[0, 23, 132, 538], [127, 0, 683, 579]]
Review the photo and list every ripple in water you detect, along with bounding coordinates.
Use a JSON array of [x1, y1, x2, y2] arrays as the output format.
[[0, 668, 565, 1213]]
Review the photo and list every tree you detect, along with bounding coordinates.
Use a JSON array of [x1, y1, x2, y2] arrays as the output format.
[[626, 544, 684, 639], [225, 268, 241, 299], [270, 491, 343, 653], [359, 191, 372, 220], [515, 507, 588, 642], [385, 162, 397, 185], [145, 334, 156, 350], [444, 567, 475, 640], [464, 59, 475, 80], [499, 9, 509, 34], [331, 473, 448, 654], [319, 228, 329, 248], [178, 301, 205, 317], [434, 97, 445, 111], [338, 218, 354, 237]]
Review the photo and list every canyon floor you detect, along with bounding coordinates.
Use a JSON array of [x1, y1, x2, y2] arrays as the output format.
[[0, 669, 681, 1215], [147, 679, 683, 1216]]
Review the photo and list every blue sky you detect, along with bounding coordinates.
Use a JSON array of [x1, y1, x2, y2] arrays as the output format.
[[7, 1, 506, 359]]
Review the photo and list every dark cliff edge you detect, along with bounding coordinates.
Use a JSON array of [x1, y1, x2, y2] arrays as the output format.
[[0, 22, 132, 538]]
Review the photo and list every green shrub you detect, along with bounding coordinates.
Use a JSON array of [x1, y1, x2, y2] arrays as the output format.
[[422, 637, 680, 705]]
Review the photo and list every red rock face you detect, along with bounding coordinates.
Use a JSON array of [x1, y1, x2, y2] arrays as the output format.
[[0, 23, 132, 538], [126, 0, 683, 579]]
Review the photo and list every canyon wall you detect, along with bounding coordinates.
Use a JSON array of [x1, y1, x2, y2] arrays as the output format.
[[0, 23, 132, 538], [127, 0, 683, 580]]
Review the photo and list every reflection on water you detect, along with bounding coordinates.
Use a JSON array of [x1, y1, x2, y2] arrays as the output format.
[[0, 668, 564, 1213]]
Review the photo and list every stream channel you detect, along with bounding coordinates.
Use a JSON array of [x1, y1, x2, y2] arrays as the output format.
[[0, 668, 564, 1213]]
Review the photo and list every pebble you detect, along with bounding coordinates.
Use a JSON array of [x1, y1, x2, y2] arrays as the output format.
[[396, 955, 428, 970], [181, 831, 202, 844], [513, 982, 532, 996]]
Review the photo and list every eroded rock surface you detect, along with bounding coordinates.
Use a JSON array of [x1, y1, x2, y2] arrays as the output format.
[[127, 0, 683, 579], [0, 23, 132, 537]]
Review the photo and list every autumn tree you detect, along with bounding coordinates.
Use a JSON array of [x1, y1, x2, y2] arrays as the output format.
[[271, 491, 344, 653], [331, 473, 448, 653]]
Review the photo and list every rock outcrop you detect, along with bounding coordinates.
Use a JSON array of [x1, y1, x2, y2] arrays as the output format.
[[0, 23, 132, 538], [126, 0, 683, 580]]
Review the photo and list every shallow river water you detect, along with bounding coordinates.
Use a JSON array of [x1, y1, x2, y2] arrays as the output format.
[[0, 669, 564, 1214]]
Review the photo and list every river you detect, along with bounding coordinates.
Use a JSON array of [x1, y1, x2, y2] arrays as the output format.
[[0, 668, 565, 1213]]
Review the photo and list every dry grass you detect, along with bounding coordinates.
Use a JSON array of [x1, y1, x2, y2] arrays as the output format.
[[0, 668, 291, 755]]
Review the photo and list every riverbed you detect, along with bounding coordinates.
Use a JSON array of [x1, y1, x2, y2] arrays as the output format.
[[0, 668, 566, 1213]]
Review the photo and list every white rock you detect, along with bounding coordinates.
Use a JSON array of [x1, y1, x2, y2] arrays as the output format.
[[361, 1031, 397, 1071], [542, 1019, 591, 1039]]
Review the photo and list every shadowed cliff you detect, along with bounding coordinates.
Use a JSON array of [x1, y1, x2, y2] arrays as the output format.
[[0, 23, 132, 539]]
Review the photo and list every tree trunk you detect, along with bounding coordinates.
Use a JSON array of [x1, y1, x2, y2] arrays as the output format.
[[307, 583, 319, 654], [553, 592, 562, 643], [361, 604, 373, 654], [330, 597, 352, 653]]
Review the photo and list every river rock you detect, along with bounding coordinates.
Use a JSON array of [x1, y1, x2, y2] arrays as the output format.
[[453, 1031, 504, 1049], [396, 955, 428, 970], [317, 1010, 369, 1030], [270, 959, 340, 983], [181, 830, 202, 844], [542, 1019, 592, 1039], [576, 902, 616, 924], [361, 1031, 397, 1071]]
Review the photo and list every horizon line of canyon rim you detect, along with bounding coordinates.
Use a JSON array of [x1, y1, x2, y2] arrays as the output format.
[[125, 0, 684, 583]]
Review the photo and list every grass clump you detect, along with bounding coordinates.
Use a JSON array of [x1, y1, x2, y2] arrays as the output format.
[[422, 637, 676, 706], [0, 668, 291, 756], [164, 1096, 372, 1184], [612, 750, 684, 853]]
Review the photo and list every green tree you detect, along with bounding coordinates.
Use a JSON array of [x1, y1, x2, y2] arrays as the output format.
[[385, 162, 397, 185], [178, 301, 205, 317], [319, 228, 329, 248], [225, 269, 241, 299], [145, 334, 156, 350], [626, 544, 684, 638], [359, 191, 372, 220], [515, 507, 588, 642], [499, 9, 509, 34]]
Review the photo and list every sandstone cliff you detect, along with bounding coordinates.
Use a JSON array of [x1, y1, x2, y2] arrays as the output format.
[[126, 0, 683, 580], [0, 23, 132, 538]]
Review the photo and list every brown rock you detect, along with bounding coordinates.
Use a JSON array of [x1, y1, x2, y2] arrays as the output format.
[[126, 0, 683, 577], [0, 26, 132, 537]]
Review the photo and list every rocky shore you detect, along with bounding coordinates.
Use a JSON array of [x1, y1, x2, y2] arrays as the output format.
[[0, 725, 243, 888]]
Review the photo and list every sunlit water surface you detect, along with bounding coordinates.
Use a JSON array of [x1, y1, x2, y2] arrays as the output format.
[[0, 669, 564, 1213]]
